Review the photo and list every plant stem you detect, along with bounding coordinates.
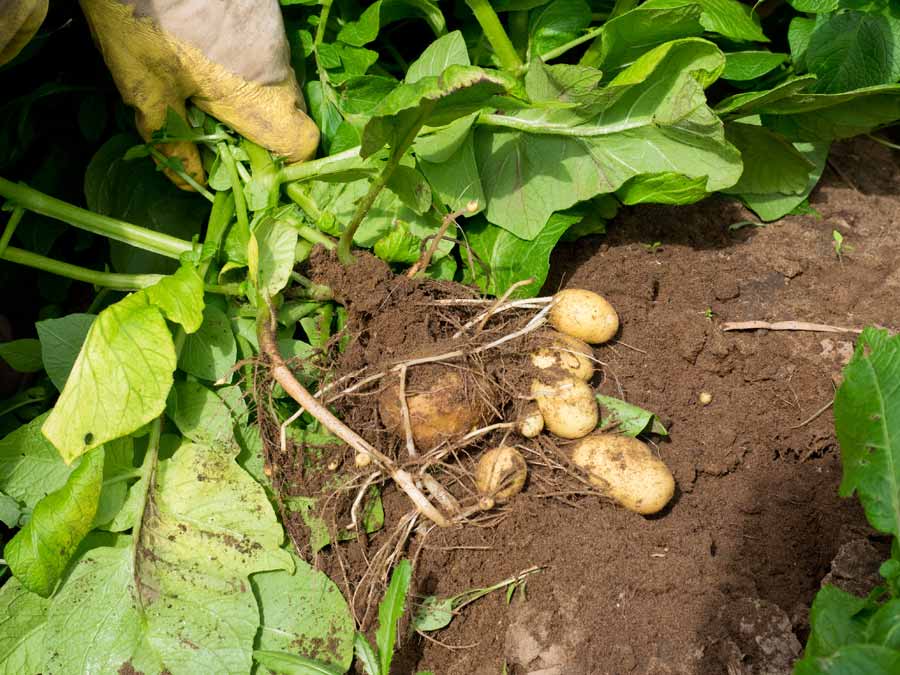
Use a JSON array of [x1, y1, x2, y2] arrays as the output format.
[[0, 206, 24, 258], [336, 107, 434, 265], [217, 142, 249, 234], [284, 183, 322, 222], [541, 25, 605, 62], [465, 0, 523, 72], [1, 246, 164, 290], [0, 177, 193, 259], [148, 148, 214, 202], [279, 146, 366, 183]]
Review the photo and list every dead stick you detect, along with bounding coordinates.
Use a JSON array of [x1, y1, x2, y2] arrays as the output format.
[[258, 314, 450, 526], [398, 364, 418, 458], [722, 320, 863, 334]]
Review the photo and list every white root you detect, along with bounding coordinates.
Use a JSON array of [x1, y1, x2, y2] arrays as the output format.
[[452, 278, 535, 338]]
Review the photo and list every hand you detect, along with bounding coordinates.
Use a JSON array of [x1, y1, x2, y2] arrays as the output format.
[[0, 0, 47, 64]]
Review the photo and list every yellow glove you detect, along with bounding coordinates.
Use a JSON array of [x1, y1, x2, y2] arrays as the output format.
[[0, 0, 48, 64], [79, 0, 319, 187]]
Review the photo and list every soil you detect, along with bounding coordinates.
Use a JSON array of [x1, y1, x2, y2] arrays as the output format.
[[306, 137, 900, 675]]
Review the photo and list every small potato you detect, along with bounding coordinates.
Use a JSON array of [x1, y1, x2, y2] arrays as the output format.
[[531, 377, 598, 439], [379, 365, 486, 450], [518, 403, 544, 438], [531, 331, 594, 381], [571, 433, 674, 515], [475, 447, 527, 503], [549, 289, 619, 344]]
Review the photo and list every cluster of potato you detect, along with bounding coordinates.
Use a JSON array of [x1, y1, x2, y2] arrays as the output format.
[[379, 289, 675, 517]]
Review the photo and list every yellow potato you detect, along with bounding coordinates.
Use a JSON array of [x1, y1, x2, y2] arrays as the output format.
[[531, 377, 598, 439], [571, 433, 675, 515], [518, 403, 544, 438], [549, 289, 619, 344], [531, 331, 594, 381], [378, 366, 485, 449], [475, 447, 527, 503]]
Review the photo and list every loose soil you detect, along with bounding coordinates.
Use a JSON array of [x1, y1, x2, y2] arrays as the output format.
[[305, 137, 900, 675]]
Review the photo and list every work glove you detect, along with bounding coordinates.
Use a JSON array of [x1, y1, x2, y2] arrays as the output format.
[[0, 0, 47, 64]]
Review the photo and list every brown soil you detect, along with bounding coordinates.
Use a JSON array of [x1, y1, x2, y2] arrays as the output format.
[[307, 137, 900, 674]]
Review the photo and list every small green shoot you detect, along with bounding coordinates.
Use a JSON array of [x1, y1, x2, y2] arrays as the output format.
[[412, 566, 542, 633], [728, 220, 765, 232], [832, 229, 849, 262], [704, 307, 715, 321], [355, 559, 412, 675], [642, 241, 663, 253]]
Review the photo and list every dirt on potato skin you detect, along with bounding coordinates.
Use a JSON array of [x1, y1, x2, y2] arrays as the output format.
[[304, 138, 899, 675]]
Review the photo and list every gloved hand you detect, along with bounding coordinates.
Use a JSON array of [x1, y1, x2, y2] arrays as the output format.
[[0, 0, 47, 64], [2, 0, 320, 188]]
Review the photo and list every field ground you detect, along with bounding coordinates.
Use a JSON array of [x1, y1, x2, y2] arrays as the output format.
[[319, 137, 900, 675]]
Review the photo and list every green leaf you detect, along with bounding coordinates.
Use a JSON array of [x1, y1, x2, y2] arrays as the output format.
[[412, 595, 455, 632], [788, 0, 839, 11], [178, 305, 238, 382], [376, 559, 412, 675], [478, 39, 741, 238], [144, 265, 206, 334], [616, 173, 709, 205], [788, 16, 820, 71], [722, 51, 787, 81], [354, 633, 380, 675], [252, 210, 300, 297], [85, 134, 208, 275], [741, 141, 830, 222], [0, 413, 72, 508], [337, 1, 382, 47], [0, 492, 22, 528], [387, 165, 432, 214], [0, 339, 42, 373], [803, 585, 871, 660], [722, 122, 814, 195], [94, 436, 135, 527], [596, 395, 668, 436], [834, 328, 900, 537], [42, 291, 177, 463], [35, 313, 96, 391], [361, 65, 514, 158], [167, 380, 236, 447], [0, 577, 51, 674], [5, 447, 105, 596], [252, 556, 354, 670], [374, 223, 423, 264], [418, 130, 485, 213], [866, 598, 900, 649], [253, 651, 344, 675], [805, 12, 900, 93], [463, 211, 580, 298], [796, 645, 900, 674], [642, 0, 767, 43], [715, 75, 817, 118], [529, 0, 592, 57], [405, 30, 469, 83]]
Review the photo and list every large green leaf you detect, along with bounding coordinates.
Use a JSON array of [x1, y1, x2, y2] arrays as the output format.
[[0, 339, 42, 372], [796, 645, 900, 674], [418, 131, 485, 212], [722, 121, 814, 195], [741, 141, 829, 221], [4, 447, 105, 596], [167, 380, 236, 447], [463, 211, 580, 297], [405, 30, 469, 83], [802, 585, 871, 661], [251, 555, 355, 670], [715, 75, 817, 118], [251, 210, 300, 297], [0, 577, 50, 675], [477, 39, 741, 239], [0, 413, 72, 508], [528, 0, 592, 57], [834, 328, 900, 537], [253, 651, 344, 675], [178, 305, 238, 382], [722, 51, 787, 81], [144, 265, 205, 334], [44, 443, 292, 674], [35, 313, 96, 391], [42, 291, 177, 463], [361, 65, 514, 158]]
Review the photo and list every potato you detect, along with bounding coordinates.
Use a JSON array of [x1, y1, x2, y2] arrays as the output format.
[[549, 289, 619, 344], [531, 377, 598, 439], [475, 447, 527, 503], [571, 433, 674, 515], [531, 331, 594, 381], [378, 365, 486, 450], [518, 403, 544, 438]]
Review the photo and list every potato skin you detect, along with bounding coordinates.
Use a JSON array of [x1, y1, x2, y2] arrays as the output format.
[[518, 404, 544, 438], [475, 447, 527, 502], [531, 331, 594, 381], [531, 377, 598, 439], [571, 433, 674, 515], [549, 289, 619, 344], [379, 367, 485, 449]]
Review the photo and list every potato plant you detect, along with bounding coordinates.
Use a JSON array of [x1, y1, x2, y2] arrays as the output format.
[[1, 1, 900, 673]]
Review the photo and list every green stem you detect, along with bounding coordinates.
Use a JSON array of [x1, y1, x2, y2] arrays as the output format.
[[336, 107, 434, 265], [465, 0, 522, 72], [278, 301, 322, 325], [314, 0, 335, 86], [0, 206, 24, 258], [148, 148, 215, 202], [0, 177, 192, 259], [131, 412, 162, 556], [280, 147, 366, 184], [1, 246, 164, 290], [541, 25, 605, 62], [291, 272, 333, 300], [217, 142, 249, 234], [298, 224, 336, 250], [284, 183, 322, 222]]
